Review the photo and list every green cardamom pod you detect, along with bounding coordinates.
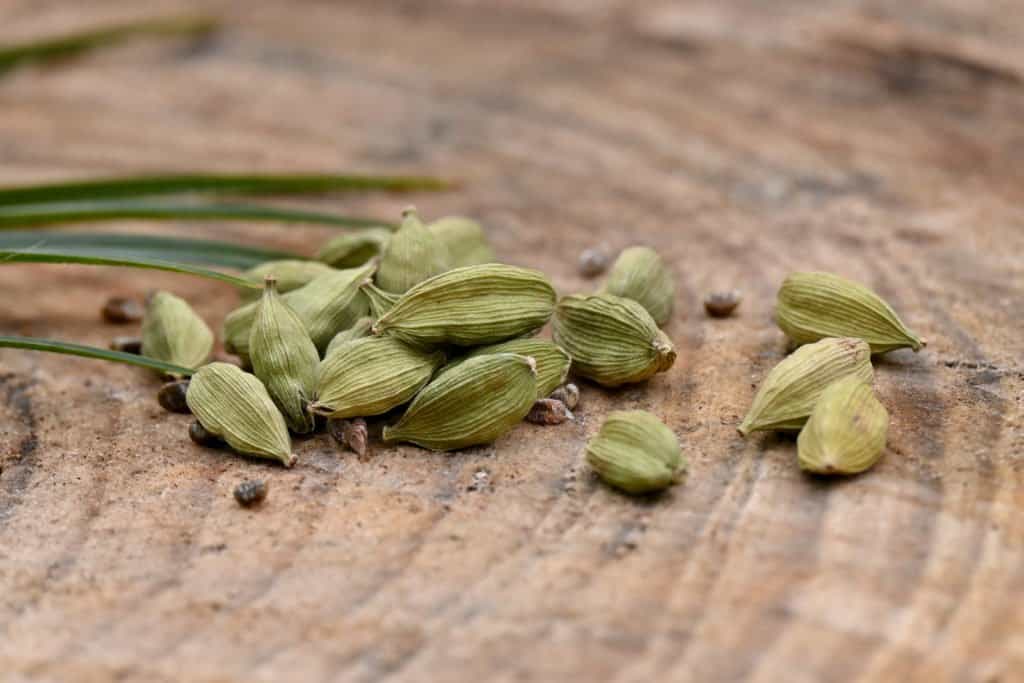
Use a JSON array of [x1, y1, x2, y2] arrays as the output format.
[[382, 353, 537, 451], [375, 207, 450, 293], [185, 362, 296, 467], [310, 336, 444, 419], [141, 291, 213, 375], [361, 282, 400, 318], [586, 410, 684, 494], [324, 316, 375, 358], [315, 227, 392, 268], [552, 293, 675, 386], [428, 216, 496, 267], [797, 374, 889, 475], [237, 259, 333, 302], [738, 337, 873, 435], [374, 264, 556, 348], [600, 246, 675, 326], [249, 277, 320, 433], [776, 271, 924, 353], [445, 338, 570, 398]]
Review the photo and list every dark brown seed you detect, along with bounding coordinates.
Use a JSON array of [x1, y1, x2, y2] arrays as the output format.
[[157, 380, 191, 413], [101, 296, 144, 324], [526, 398, 573, 425], [328, 417, 369, 458], [110, 336, 143, 354], [188, 420, 222, 447], [549, 383, 580, 410], [704, 290, 742, 318], [577, 245, 610, 278], [233, 480, 268, 507]]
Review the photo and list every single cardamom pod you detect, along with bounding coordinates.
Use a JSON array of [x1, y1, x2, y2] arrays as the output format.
[[185, 363, 296, 467], [382, 353, 538, 451], [738, 337, 873, 436], [552, 293, 676, 387], [428, 216, 496, 267], [310, 336, 444, 419], [375, 207, 450, 293], [374, 264, 556, 348], [776, 271, 924, 353], [600, 246, 675, 326], [315, 227, 392, 268], [797, 375, 889, 475], [445, 338, 570, 398], [249, 277, 320, 433], [361, 282, 400, 318], [237, 259, 333, 302], [586, 410, 684, 494], [141, 291, 213, 376], [325, 316, 375, 358]]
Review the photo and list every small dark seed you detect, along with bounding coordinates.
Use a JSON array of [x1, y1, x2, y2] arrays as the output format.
[[578, 245, 611, 278], [549, 383, 580, 410], [233, 480, 268, 507], [110, 336, 143, 354], [189, 420, 222, 447], [704, 290, 742, 318], [526, 398, 573, 425], [101, 296, 144, 324], [328, 417, 369, 458], [158, 380, 191, 414]]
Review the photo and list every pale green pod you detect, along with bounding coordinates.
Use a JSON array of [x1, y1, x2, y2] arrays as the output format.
[[382, 353, 538, 451], [601, 246, 675, 326], [776, 271, 924, 354], [428, 216, 496, 267], [249, 277, 319, 433], [237, 260, 334, 301], [324, 317, 375, 358], [375, 207, 450, 293], [185, 363, 295, 467], [738, 337, 873, 436], [797, 375, 889, 475], [586, 410, 684, 494], [141, 291, 213, 375], [361, 282, 400, 318], [445, 338, 570, 398], [374, 264, 556, 348], [315, 227, 392, 268], [310, 336, 444, 419], [552, 293, 676, 387]]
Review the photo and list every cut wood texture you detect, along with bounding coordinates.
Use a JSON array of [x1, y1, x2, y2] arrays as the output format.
[[1, 1, 1023, 681]]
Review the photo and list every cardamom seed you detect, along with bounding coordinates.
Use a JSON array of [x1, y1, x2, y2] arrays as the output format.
[[328, 417, 369, 458], [237, 259, 333, 302], [586, 410, 684, 494], [361, 282, 400, 318], [549, 383, 580, 410], [428, 216, 496, 267], [101, 295, 144, 324], [443, 338, 570, 398], [110, 336, 142, 354], [375, 207, 450, 293], [157, 379, 191, 414], [704, 290, 742, 318], [776, 271, 924, 353], [552, 293, 676, 387], [525, 398, 573, 425], [189, 420, 223, 448], [185, 362, 296, 467], [601, 246, 675, 326], [382, 353, 538, 451], [374, 264, 556, 348], [233, 479, 268, 507], [324, 316, 375, 358], [141, 291, 213, 376], [315, 227, 392, 268], [797, 374, 889, 475], [249, 277, 320, 433], [310, 336, 444, 419], [738, 337, 873, 435]]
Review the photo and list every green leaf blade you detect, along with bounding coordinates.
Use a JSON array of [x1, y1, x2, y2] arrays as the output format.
[[0, 336, 196, 376]]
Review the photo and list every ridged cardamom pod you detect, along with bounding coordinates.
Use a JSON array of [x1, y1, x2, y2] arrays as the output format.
[[361, 282, 400, 318], [382, 353, 538, 451], [428, 216, 496, 267], [448, 338, 570, 398], [374, 264, 557, 348], [310, 336, 444, 419], [141, 291, 213, 375], [325, 316, 375, 358], [552, 293, 676, 387], [600, 246, 675, 326], [738, 337, 873, 435], [315, 227, 392, 268], [586, 410, 684, 494], [776, 271, 924, 354], [185, 363, 296, 467], [375, 207, 450, 293], [249, 277, 320, 433], [797, 375, 889, 475], [238, 259, 334, 302]]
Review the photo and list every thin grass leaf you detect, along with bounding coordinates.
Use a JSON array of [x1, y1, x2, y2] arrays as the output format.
[[0, 16, 219, 75], [0, 335, 195, 376], [0, 173, 452, 206]]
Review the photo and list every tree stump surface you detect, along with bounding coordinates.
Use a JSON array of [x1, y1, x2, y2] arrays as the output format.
[[1, 2, 1022, 681]]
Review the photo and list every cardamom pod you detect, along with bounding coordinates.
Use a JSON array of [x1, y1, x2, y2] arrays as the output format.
[[141, 291, 213, 375], [238, 259, 333, 302], [586, 410, 684, 494], [552, 293, 675, 386], [324, 316, 375, 358], [776, 271, 924, 353], [738, 337, 873, 436], [249, 277, 320, 433], [445, 338, 570, 398], [361, 282, 400, 318], [310, 336, 444, 419], [374, 264, 557, 348], [428, 216, 496, 267], [375, 207, 450, 293], [797, 374, 889, 475], [185, 363, 296, 467], [382, 353, 538, 451], [600, 246, 675, 326], [315, 227, 392, 268]]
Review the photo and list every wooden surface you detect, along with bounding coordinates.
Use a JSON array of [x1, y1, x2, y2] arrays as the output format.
[[2, 1, 1023, 681]]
